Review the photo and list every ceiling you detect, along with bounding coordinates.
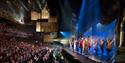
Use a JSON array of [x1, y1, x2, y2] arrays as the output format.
[[0, 0, 124, 32]]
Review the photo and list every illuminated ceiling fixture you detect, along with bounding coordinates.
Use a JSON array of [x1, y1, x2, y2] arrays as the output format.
[[18, 19, 24, 24], [6, 0, 25, 24], [36, 22, 41, 32], [41, 2, 49, 19], [14, 16, 24, 24], [31, 11, 40, 20], [15, 7, 25, 24]]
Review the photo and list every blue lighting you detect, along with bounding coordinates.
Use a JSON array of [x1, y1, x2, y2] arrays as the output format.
[[60, 32, 71, 38], [77, 0, 100, 33], [77, 0, 86, 33], [75, 0, 117, 62], [82, 19, 117, 62], [92, 19, 116, 39], [96, 23, 102, 28]]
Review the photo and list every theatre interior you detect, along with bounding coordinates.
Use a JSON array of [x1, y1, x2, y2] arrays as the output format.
[[0, 0, 125, 63]]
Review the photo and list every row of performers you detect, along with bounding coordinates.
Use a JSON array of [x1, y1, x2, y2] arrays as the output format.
[[68, 36, 116, 56]]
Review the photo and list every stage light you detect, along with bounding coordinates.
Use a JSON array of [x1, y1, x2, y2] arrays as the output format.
[[6, 0, 25, 24], [77, 0, 100, 33], [96, 23, 102, 28], [17, 0, 29, 11], [36, 0, 42, 9], [60, 32, 64, 34], [60, 32, 72, 38]]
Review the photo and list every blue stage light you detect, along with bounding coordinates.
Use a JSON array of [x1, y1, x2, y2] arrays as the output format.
[[60, 32, 72, 38], [77, 0, 100, 33]]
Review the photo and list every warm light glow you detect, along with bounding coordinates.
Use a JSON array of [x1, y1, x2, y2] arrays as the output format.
[[41, 8, 49, 19], [48, 16, 57, 22], [31, 11, 40, 20], [41, 22, 57, 32], [43, 34, 52, 42], [60, 39, 68, 45], [53, 39, 60, 41], [36, 22, 41, 32]]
